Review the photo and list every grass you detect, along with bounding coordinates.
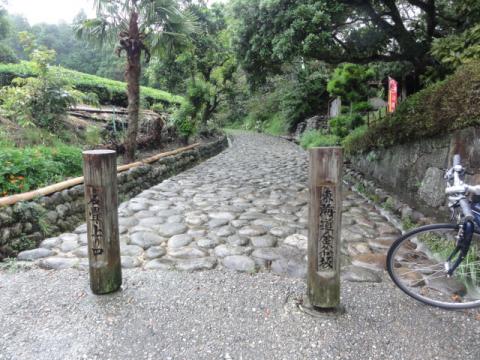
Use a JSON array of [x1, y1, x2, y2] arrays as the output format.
[[299, 130, 339, 149], [420, 232, 480, 287], [263, 113, 287, 136], [0, 61, 184, 106]]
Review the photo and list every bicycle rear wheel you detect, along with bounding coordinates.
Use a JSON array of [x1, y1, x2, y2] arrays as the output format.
[[387, 224, 480, 309]]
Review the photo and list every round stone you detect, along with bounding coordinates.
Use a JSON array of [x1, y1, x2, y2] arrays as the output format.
[[208, 212, 236, 221], [118, 217, 139, 227], [168, 247, 207, 259], [208, 218, 230, 229], [17, 248, 55, 261], [251, 248, 281, 261], [175, 257, 217, 271], [130, 232, 165, 249], [283, 234, 307, 251], [121, 245, 144, 257], [121, 256, 142, 269], [73, 224, 87, 234], [352, 254, 387, 271], [252, 218, 280, 229], [271, 258, 307, 279], [138, 217, 165, 227], [78, 233, 88, 246], [226, 234, 249, 246], [269, 227, 293, 238], [231, 220, 249, 228], [341, 265, 382, 283], [213, 226, 235, 237], [144, 258, 175, 270], [197, 238, 220, 249], [186, 214, 208, 226], [134, 210, 155, 219], [157, 223, 188, 237], [39, 257, 79, 270], [251, 235, 277, 248], [223, 255, 256, 273], [167, 215, 184, 224], [168, 234, 193, 248], [40, 237, 61, 249], [238, 226, 267, 237], [59, 233, 79, 243], [145, 246, 166, 260], [72, 246, 89, 258], [214, 244, 248, 258], [60, 240, 80, 253]]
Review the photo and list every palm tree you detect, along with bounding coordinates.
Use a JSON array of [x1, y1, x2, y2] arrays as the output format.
[[76, 0, 196, 163]]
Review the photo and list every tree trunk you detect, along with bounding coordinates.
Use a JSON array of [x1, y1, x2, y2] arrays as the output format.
[[124, 12, 142, 164]]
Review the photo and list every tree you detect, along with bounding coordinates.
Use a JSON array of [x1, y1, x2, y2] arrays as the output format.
[[0, 6, 17, 63], [164, 2, 237, 131], [232, 0, 480, 88], [76, 0, 196, 163], [327, 63, 375, 111]]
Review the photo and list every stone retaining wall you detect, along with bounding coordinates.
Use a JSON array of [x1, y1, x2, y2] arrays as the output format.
[[0, 136, 228, 253], [349, 127, 480, 218]]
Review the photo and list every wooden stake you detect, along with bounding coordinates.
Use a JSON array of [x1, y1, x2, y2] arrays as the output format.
[[307, 147, 343, 309], [83, 150, 122, 295]]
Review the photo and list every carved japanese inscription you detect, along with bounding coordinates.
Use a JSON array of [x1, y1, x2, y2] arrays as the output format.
[[87, 186, 105, 257], [317, 185, 336, 270]]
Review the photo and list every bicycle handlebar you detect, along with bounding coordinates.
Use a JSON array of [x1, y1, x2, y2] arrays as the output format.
[[453, 154, 461, 167], [444, 154, 476, 221]]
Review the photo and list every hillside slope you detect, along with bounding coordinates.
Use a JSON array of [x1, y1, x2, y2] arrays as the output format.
[[0, 62, 184, 107]]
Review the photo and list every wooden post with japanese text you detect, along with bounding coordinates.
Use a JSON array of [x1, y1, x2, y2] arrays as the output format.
[[83, 150, 122, 295], [307, 147, 343, 309]]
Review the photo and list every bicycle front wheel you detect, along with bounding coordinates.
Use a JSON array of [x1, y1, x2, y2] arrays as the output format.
[[387, 224, 480, 309]]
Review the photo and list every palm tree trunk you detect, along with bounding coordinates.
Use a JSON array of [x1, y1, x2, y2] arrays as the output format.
[[124, 11, 141, 164]]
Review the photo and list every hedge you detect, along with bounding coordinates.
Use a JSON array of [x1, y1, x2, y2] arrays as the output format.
[[343, 61, 480, 154], [0, 62, 184, 107]]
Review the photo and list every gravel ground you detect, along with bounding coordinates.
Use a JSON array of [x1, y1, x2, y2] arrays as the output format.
[[1, 267, 479, 360]]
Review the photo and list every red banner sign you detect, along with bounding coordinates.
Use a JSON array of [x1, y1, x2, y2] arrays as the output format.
[[388, 77, 398, 113]]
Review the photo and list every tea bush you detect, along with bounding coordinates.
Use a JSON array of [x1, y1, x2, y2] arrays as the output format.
[[0, 62, 183, 107]]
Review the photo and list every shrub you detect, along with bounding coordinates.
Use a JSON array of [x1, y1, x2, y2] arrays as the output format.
[[0, 145, 82, 196], [343, 61, 480, 154], [300, 131, 340, 149], [352, 101, 373, 113], [329, 114, 364, 138]]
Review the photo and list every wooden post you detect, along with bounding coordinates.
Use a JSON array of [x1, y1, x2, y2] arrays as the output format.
[[307, 147, 343, 309], [83, 150, 122, 295]]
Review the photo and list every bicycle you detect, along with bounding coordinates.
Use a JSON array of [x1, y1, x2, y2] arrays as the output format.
[[387, 154, 480, 309]]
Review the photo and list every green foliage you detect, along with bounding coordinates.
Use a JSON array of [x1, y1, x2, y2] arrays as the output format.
[[263, 113, 287, 136], [0, 61, 183, 106], [0, 45, 96, 131], [430, 24, 480, 74], [343, 61, 480, 154], [0, 145, 82, 196], [173, 77, 213, 137], [300, 131, 339, 149], [329, 114, 364, 138], [0, 43, 17, 63], [352, 101, 373, 113], [327, 63, 374, 106]]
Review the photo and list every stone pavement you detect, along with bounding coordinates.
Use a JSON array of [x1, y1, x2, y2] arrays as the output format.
[[16, 132, 401, 282], [2, 132, 480, 360]]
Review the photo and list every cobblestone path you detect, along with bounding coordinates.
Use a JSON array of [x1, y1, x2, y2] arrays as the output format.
[[17, 132, 401, 282]]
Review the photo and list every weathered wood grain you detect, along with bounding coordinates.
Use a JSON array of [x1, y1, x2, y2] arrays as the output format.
[[307, 147, 343, 308]]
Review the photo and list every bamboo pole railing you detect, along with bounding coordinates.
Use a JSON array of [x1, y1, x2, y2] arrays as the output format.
[[0, 143, 200, 207]]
